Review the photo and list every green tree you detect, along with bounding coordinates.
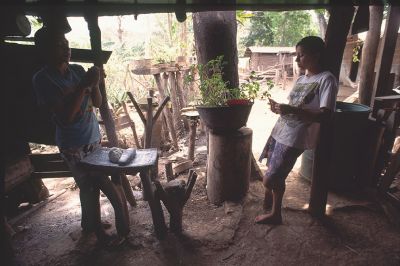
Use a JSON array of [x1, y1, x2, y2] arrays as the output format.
[[240, 11, 318, 47], [149, 13, 194, 62]]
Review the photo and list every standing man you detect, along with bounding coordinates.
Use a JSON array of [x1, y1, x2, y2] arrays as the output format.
[[33, 26, 129, 245]]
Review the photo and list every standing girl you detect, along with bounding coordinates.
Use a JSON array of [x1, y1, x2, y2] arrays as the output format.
[[255, 36, 338, 224]]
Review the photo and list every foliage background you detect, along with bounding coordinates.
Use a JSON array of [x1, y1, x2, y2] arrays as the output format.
[[28, 10, 321, 108]]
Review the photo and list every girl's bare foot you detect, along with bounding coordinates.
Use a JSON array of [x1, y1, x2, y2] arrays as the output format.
[[263, 195, 273, 212], [254, 213, 282, 225]]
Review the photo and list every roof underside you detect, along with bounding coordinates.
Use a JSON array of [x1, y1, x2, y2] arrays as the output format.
[[2, 0, 391, 17]]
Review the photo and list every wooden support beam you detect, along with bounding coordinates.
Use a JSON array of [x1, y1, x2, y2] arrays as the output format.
[[176, 71, 189, 131], [324, 5, 355, 79], [85, 13, 135, 214], [358, 5, 384, 106], [127, 91, 146, 125], [309, 5, 354, 217], [372, 5, 400, 98], [188, 119, 197, 161], [145, 94, 154, 148], [85, 14, 119, 147], [153, 96, 170, 123]]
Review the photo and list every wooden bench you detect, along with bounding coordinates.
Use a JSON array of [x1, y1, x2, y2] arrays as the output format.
[[29, 153, 73, 179]]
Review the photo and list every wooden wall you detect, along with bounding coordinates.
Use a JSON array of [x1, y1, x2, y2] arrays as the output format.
[[249, 53, 293, 71]]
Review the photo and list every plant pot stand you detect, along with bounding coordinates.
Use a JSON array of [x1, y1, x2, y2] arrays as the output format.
[[207, 127, 252, 205]]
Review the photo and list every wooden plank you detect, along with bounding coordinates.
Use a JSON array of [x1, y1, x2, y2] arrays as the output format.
[[32, 171, 72, 178], [29, 153, 63, 161], [122, 101, 141, 148], [31, 161, 69, 172], [3, 43, 112, 64]]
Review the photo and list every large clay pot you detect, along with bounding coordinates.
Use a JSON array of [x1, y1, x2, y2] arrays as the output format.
[[196, 103, 253, 133]]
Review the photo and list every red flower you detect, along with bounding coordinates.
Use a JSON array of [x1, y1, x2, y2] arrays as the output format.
[[226, 99, 251, 106]]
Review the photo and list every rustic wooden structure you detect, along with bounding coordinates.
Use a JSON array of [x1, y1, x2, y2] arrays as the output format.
[[2, 1, 400, 264], [131, 65, 189, 150], [127, 91, 170, 149], [207, 128, 252, 205], [154, 169, 197, 233], [243, 46, 295, 73], [80, 148, 167, 238]]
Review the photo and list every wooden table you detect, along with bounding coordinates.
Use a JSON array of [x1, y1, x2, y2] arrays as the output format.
[[80, 148, 167, 238]]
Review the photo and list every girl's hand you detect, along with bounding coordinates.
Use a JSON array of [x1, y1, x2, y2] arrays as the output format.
[[268, 98, 281, 114], [268, 98, 296, 115]]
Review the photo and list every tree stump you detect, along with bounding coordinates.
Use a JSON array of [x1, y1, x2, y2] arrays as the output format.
[[207, 127, 252, 205], [155, 170, 197, 233]]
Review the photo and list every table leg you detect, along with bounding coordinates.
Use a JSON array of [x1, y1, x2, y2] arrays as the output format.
[[140, 169, 167, 239], [111, 174, 130, 232]]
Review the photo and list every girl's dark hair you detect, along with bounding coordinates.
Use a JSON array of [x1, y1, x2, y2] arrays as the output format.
[[296, 36, 327, 69]]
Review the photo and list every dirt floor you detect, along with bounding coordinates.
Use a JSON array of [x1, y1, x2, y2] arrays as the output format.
[[9, 83, 400, 265]]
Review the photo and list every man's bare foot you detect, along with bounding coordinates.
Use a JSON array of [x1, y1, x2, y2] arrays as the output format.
[[254, 213, 282, 225]]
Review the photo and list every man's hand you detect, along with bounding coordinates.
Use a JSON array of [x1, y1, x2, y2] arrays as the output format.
[[79, 66, 100, 90]]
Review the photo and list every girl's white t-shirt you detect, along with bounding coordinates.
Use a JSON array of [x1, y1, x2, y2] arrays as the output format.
[[271, 71, 338, 150]]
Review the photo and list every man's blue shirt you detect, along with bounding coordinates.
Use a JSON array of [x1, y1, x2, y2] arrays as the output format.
[[33, 64, 101, 150]]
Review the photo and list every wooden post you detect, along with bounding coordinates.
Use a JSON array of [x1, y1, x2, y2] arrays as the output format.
[[155, 170, 197, 233], [372, 5, 400, 99], [145, 92, 154, 148], [140, 168, 167, 238], [358, 5, 384, 106], [308, 5, 354, 217], [85, 15, 118, 147], [165, 161, 174, 181], [85, 14, 134, 215], [207, 128, 252, 205], [168, 72, 183, 132], [176, 71, 189, 131], [154, 73, 179, 149], [187, 119, 197, 161], [193, 11, 239, 89], [188, 118, 198, 161]]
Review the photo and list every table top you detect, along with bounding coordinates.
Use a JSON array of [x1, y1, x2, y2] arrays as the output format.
[[80, 148, 158, 173]]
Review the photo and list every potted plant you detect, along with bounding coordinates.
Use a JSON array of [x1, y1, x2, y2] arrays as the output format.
[[186, 56, 260, 133]]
